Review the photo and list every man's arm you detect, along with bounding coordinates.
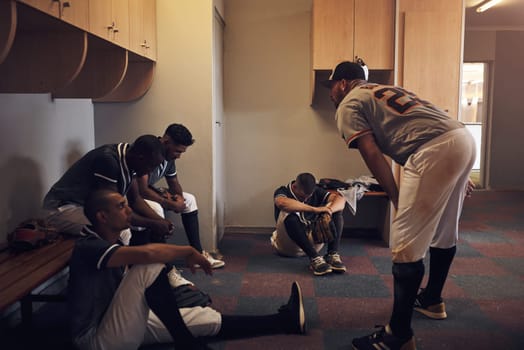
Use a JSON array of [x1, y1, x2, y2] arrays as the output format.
[[106, 244, 212, 275], [165, 176, 186, 212], [326, 192, 346, 213], [127, 179, 173, 235], [274, 196, 332, 215], [357, 133, 399, 209], [136, 173, 170, 205]]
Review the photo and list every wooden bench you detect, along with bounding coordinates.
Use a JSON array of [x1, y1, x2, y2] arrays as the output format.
[[0, 236, 75, 326], [331, 190, 391, 246]]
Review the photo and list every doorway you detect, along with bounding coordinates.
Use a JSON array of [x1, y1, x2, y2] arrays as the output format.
[[212, 8, 225, 242], [460, 62, 490, 188]]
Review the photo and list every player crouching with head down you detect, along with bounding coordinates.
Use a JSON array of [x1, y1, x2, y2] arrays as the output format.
[[272, 172, 347, 276], [68, 189, 306, 350]]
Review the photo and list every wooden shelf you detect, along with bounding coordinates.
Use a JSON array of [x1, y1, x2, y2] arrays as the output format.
[[94, 51, 155, 102], [0, 3, 87, 93], [0, 0, 17, 65], [53, 34, 127, 99], [0, 1, 156, 101]]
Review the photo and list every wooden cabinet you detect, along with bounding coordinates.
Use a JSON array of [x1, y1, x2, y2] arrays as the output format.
[[398, 0, 463, 118], [129, 0, 156, 60], [89, 0, 129, 48], [312, 0, 394, 70], [19, 0, 89, 30]]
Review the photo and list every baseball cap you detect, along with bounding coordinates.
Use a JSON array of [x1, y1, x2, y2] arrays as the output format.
[[322, 60, 369, 88]]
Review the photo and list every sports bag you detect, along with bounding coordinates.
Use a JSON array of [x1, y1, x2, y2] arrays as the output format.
[[318, 178, 350, 190]]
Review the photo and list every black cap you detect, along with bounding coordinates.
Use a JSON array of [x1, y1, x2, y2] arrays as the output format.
[[322, 61, 368, 88]]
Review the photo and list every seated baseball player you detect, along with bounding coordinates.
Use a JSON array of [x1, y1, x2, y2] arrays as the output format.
[[42, 134, 173, 244], [272, 172, 347, 276], [136, 123, 225, 269], [68, 189, 306, 350]]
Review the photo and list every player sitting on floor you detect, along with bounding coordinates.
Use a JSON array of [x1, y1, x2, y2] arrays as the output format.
[[68, 189, 306, 350], [272, 172, 346, 276]]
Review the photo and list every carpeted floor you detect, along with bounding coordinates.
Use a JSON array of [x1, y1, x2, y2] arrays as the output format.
[[2, 190, 523, 349]]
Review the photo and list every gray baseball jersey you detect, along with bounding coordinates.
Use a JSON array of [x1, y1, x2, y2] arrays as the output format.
[[335, 82, 464, 165]]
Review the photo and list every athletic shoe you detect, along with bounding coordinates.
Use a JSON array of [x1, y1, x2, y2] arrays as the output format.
[[310, 256, 332, 276], [167, 267, 193, 288], [202, 250, 225, 269], [324, 252, 347, 273], [352, 324, 416, 350], [414, 289, 447, 320], [278, 281, 306, 334]]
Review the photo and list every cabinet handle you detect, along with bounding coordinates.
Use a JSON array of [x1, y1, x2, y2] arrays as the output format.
[[62, 1, 70, 8], [141, 40, 150, 49]]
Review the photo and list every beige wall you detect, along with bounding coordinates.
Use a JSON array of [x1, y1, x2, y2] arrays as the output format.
[[464, 30, 496, 62], [223, 0, 368, 228], [94, 0, 217, 249], [490, 31, 524, 189], [464, 29, 524, 190]]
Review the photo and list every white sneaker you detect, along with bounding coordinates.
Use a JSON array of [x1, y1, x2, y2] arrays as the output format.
[[203, 250, 225, 269], [167, 267, 193, 288]]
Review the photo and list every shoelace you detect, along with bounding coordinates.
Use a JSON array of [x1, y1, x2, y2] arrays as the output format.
[[311, 256, 324, 266], [329, 253, 341, 262]]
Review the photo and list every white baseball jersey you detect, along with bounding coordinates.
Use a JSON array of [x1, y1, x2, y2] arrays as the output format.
[[335, 82, 464, 165]]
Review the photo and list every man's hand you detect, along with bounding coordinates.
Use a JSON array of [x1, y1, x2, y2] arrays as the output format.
[[314, 205, 332, 215], [166, 194, 186, 213], [149, 218, 174, 241], [186, 250, 213, 275]]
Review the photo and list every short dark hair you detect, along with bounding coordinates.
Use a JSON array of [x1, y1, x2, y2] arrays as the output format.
[[296, 173, 317, 195], [165, 124, 195, 146], [83, 189, 116, 224], [130, 134, 164, 158]]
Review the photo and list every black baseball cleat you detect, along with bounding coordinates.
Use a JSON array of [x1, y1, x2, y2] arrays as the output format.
[[414, 289, 447, 320], [352, 325, 416, 350], [278, 281, 306, 334]]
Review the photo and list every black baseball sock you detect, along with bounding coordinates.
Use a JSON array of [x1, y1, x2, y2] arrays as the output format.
[[181, 211, 203, 252], [145, 267, 209, 349], [423, 246, 456, 303], [216, 314, 285, 339], [327, 211, 343, 254], [389, 260, 424, 340], [284, 215, 319, 258]]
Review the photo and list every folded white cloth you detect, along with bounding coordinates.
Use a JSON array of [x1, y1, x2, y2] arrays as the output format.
[[338, 183, 367, 215]]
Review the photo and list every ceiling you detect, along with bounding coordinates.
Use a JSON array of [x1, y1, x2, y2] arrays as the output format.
[[465, 0, 524, 29]]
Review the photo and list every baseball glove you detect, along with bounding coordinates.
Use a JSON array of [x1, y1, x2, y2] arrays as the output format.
[[7, 219, 59, 252], [310, 213, 335, 244]]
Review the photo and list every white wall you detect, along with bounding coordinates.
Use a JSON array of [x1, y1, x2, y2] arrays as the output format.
[[94, 0, 217, 249], [223, 0, 368, 228], [464, 29, 524, 190], [0, 94, 94, 242]]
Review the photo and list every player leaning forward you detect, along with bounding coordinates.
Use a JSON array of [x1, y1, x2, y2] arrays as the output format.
[[324, 61, 475, 350]]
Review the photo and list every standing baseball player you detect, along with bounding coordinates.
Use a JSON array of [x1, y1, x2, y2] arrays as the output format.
[[324, 61, 476, 350]]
